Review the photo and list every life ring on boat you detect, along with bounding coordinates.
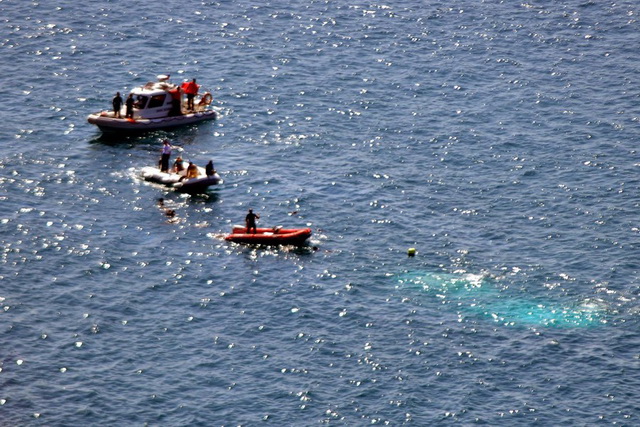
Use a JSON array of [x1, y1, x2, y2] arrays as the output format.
[[199, 92, 213, 106]]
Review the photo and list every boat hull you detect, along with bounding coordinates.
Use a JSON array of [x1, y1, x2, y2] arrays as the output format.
[[140, 166, 221, 193], [225, 227, 312, 246], [88, 110, 216, 134]]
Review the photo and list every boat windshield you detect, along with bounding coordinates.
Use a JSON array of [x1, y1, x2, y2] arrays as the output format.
[[134, 95, 148, 109], [147, 94, 166, 109]]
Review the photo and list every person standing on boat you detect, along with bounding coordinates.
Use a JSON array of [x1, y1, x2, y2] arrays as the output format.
[[112, 92, 123, 118], [245, 209, 260, 234], [169, 85, 182, 116], [125, 93, 135, 119], [160, 140, 172, 173], [182, 79, 199, 111], [205, 160, 215, 177]]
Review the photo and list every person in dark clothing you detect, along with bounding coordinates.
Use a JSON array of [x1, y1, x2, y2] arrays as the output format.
[[245, 209, 260, 234], [205, 160, 215, 177], [125, 93, 134, 119], [112, 92, 123, 118]]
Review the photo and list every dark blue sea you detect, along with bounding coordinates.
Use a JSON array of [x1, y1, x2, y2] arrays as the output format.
[[1, 0, 639, 425]]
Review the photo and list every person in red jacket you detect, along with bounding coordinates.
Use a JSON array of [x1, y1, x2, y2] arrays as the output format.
[[168, 86, 181, 116], [181, 79, 199, 111]]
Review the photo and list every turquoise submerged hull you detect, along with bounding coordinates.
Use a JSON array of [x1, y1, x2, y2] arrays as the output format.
[[396, 271, 607, 328]]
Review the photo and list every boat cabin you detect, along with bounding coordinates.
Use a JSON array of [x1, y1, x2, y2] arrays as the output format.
[[127, 75, 181, 119]]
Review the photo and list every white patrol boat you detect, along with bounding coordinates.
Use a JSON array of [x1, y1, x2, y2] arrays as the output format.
[[88, 75, 216, 134]]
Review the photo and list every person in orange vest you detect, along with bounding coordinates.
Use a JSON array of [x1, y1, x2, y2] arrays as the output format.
[[181, 79, 199, 111], [168, 86, 182, 116]]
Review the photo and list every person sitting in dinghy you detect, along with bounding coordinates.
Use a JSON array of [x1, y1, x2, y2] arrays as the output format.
[[205, 160, 215, 177], [186, 162, 199, 179], [173, 156, 185, 174]]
